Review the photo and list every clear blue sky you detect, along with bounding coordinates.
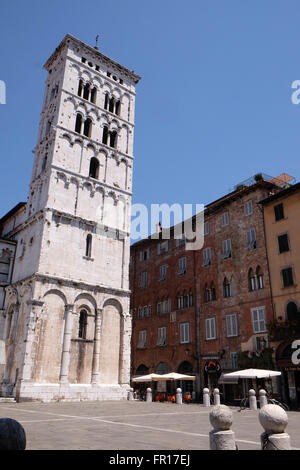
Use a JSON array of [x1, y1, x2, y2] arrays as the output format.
[[1, 0, 300, 229]]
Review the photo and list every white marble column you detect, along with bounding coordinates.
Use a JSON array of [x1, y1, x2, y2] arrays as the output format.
[[21, 300, 44, 382], [119, 311, 132, 386], [91, 308, 102, 384], [59, 304, 74, 384]]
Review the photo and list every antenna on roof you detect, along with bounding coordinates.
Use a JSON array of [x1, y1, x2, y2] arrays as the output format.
[[94, 35, 99, 50]]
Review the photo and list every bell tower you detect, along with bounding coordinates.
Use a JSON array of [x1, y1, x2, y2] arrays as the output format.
[[0, 35, 140, 401]]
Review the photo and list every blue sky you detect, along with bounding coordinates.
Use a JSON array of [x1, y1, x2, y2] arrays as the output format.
[[0, 0, 300, 231]]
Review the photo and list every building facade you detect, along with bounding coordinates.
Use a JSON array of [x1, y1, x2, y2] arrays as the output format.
[[0, 34, 140, 402], [260, 182, 300, 408], [130, 175, 287, 402]]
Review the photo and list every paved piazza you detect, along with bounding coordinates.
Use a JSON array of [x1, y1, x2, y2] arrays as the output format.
[[0, 400, 299, 451]]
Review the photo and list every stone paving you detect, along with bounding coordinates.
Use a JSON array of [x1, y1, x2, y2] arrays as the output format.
[[0, 400, 299, 450]]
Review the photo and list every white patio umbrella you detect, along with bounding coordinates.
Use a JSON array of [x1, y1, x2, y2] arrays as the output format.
[[132, 373, 163, 382], [132, 372, 196, 382], [222, 369, 281, 379], [159, 372, 196, 381]]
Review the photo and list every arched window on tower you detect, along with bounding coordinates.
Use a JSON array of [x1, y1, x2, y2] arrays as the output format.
[[78, 310, 88, 339], [89, 157, 99, 179], [77, 79, 83, 97], [90, 87, 97, 104], [115, 100, 121, 116], [102, 125, 109, 145], [85, 234, 92, 258], [110, 130, 117, 149], [83, 83, 90, 101], [83, 118, 92, 138], [75, 113, 83, 134], [104, 93, 109, 110], [109, 97, 115, 113]]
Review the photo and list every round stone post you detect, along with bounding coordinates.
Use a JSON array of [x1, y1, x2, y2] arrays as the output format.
[[146, 387, 152, 402], [203, 388, 210, 407], [259, 389, 268, 408], [0, 418, 26, 450], [259, 404, 291, 450], [214, 388, 221, 405], [209, 405, 236, 450], [128, 388, 134, 401], [176, 388, 182, 404], [249, 389, 257, 410]]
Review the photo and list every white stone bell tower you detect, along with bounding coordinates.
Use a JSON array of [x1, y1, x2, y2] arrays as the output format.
[[0, 34, 140, 401]]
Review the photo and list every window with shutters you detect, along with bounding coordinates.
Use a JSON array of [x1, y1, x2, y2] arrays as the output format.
[[176, 235, 186, 247], [178, 256, 187, 275], [204, 221, 210, 236], [282, 267, 294, 287], [244, 200, 253, 216], [157, 326, 167, 346], [246, 228, 257, 250], [251, 307, 266, 333], [203, 247, 211, 266], [226, 313, 238, 337], [222, 239, 232, 259], [274, 203, 284, 221], [139, 249, 149, 261], [221, 211, 230, 227], [180, 322, 190, 344], [205, 317, 217, 340], [278, 234, 290, 254], [158, 240, 168, 254], [137, 330, 147, 348], [157, 299, 171, 315], [159, 264, 167, 281], [140, 271, 147, 288]]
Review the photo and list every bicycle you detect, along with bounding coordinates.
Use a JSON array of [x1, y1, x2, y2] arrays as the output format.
[[238, 397, 249, 411], [267, 396, 289, 411]]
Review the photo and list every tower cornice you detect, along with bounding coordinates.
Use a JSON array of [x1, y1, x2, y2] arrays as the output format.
[[44, 34, 141, 84]]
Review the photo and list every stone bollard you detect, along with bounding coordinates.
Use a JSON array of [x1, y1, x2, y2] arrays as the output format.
[[249, 389, 257, 410], [176, 388, 182, 405], [259, 389, 268, 409], [128, 388, 134, 401], [0, 418, 26, 450], [259, 404, 291, 450], [192, 391, 196, 402], [209, 405, 236, 450], [146, 387, 152, 402], [203, 388, 210, 407], [214, 388, 221, 406]]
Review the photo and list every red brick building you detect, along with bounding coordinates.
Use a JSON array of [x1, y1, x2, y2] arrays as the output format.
[[129, 175, 285, 401]]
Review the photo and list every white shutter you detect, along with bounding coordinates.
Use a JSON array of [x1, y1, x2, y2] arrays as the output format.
[[251, 307, 265, 333]]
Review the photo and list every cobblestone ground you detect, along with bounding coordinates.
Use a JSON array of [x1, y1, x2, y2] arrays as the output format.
[[0, 400, 299, 450]]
